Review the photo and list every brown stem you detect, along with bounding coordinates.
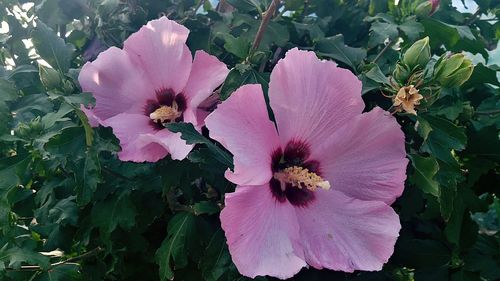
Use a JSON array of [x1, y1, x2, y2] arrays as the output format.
[[5, 247, 103, 272], [192, 0, 206, 16], [372, 39, 392, 64], [250, 0, 280, 53], [59, 24, 66, 40], [258, 46, 282, 72], [216, 0, 234, 13], [180, 0, 207, 23]]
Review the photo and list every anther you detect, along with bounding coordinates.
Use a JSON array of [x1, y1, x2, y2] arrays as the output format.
[[273, 166, 330, 192], [149, 103, 182, 124]]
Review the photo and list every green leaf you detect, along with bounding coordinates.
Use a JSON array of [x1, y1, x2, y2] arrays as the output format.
[[200, 230, 233, 281], [395, 239, 451, 268], [219, 64, 269, 100], [418, 115, 467, 165], [193, 201, 219, 216], [40, 103, 73, 129], [223, 35, 250, 58], [315, 34, 367, 70], [364, 63, 390, 85], [226, 0, 262, 13], [0, 78, 18, 102], [409, 154, 440, 196], [165, 122, 233, 168], [32, 20, 75, 72], [45, 127, 86, 161], [48, 196, 78, 226], [155, 212, 196, 281], [368, 21, 398, 47], [91, 190, 137, 235], [451, 269, 482, 281], [422, 18, 475, 49], [250, 21, 290, 49], [463, 63, 500, 88], [398, 18, 424, 41], [0, 154, 30, 190], [0, 246, 50, 270], [74, 149, 100, 205]]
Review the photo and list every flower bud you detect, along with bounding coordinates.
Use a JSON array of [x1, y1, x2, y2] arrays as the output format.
[[430, 0, 440, 14], [402, 37, 431, 70], [434, 53, 474, 88], [15, 118, 44, 139], [461, 103, 474, 121], [415, 1, 432, 17], [39, 64, 61, 89], [393, 63, 411, 83], [63, 79, 75, 93]]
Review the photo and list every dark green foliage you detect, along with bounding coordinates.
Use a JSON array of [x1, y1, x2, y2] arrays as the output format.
[[0, 0, 499, 281]]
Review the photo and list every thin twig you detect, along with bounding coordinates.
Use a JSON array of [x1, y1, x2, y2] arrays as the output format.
[[466, 8, 481, 25], [216, 0, 234, 13], [372, 39, 392, 64], [59, 24, 66, 40], [192, 0, 207, 16], [250, 0, 281, 53], [258, 46, 282, 72], [216, 0, 226, 12], [180, 0, 206, 23], [5, 247, 103, 272], [475, 109, 500, 115]]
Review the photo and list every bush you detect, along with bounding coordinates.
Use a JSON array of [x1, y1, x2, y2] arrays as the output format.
[[0, 0, 499, 280]]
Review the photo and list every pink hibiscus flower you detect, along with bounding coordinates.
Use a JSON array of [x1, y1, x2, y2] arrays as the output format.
[[205, 48, 408, 279], [79, 17, 229, 162]]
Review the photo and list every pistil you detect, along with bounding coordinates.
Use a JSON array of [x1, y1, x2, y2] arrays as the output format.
[[273, 166, 330, 192]]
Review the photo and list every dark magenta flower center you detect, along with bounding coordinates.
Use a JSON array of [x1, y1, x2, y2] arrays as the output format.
[[270, 140, 324, 207], [145, 88, 187, 130]]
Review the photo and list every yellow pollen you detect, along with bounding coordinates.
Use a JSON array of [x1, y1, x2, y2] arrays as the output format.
[[149, 104, 181, 124], [273, 166, 330, 192]]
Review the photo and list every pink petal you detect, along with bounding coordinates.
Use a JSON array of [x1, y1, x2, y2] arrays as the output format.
[[296, 189, 401, 272], [151, 129, 193, 160], [221, 185, 306, 279], [103, 113, 169, 162], [183, 50, 229, 124], [269, 48, 364, 148], [205, 84, 280, 186], [123, 17, 192, 94], [311, 107, 408, 204], [78, 47, 154, 123]]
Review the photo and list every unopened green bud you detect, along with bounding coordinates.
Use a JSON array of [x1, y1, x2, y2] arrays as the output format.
[[415, 1, 432, 17], [393, 63, 411, 83], [62, 79, 75, 93], [39, 64, 61, 89], [15, 118, 44, 138], [434, 53, 474, 87], [461, 103, 474, 120], [402, 37, 431, 69], [30, 118, 44, 132]]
